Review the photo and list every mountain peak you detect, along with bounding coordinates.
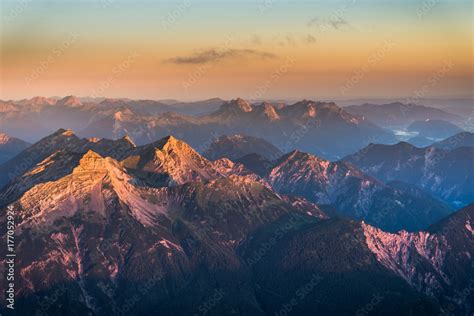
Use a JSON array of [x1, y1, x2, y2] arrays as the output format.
[[121, 135, 136, 147], [286, 149, 304, 158], [74, 150, 107, 172], [29, 96, 56, 106], [284, 100, 318, 118], [88, 137, 101, 143], [51, 128, 76, 138], [154, 135, 203, 159], [57, 95, 82, 107], [260, 102, 280, 121], [0, 133, 11, 144], [62, 129, 75, 137], [158, 135, 180, 148], [123, 135, 221, 185], [46, 128, 75, 138], [393, 141, 417, 149], [222, 98, 253, 112], [114, 109, 134, 121]]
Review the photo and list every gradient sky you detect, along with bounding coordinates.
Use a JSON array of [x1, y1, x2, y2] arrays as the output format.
[[0, 0, 472, 101]]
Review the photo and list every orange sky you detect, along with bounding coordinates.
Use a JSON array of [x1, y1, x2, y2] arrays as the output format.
[[0, 0, 472, 100]]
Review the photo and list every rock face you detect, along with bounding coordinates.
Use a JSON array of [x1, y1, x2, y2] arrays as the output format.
[[343, 142, 474, 207], [265, 150, 453, 232], [238, 217, 442, 316], [0, 131, 472, 315], [362, 203, 474, 314], [204, 134, 283, 161], [122, 135, 222, 186], [56, 95, 83, 107], [0, 133, 30, 163]]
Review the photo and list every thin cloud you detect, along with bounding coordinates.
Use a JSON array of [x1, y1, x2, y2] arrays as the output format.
[[285, 34, 296, 46], [307, 16, 350, 30], [329, 18, 349, 30], [307, 17, 319, 27], [165, 48, 277, 64], [250, 34, 263, 45], [305, 34, 317, 44], [274, 33, 297, 47]]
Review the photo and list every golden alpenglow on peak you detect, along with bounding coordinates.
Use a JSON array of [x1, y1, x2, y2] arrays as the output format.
[[74, 150, 107, 172], [1, 1, 473, 315]]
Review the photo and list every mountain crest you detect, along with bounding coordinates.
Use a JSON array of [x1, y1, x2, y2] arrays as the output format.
[[261, 102, 280, 121], [234, 98, 253, 112], [154, 135, 208, 166], [56, 95, 82, 107], [159, 135, 179, 147], [280, 149, 309, 162], [29, 96, 56, 106], [221, 98, 253, 113], [51, 128, 76, 137], [285, 100, 318, 118], [0, 133, 11, 144], [73, 150, 107, 172], [123, 135, 221, 185], [120, 135, 136, 147]]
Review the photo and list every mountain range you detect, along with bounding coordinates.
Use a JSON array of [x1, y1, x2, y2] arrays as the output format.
[[0, 130, 457, 232], [0, 96, 222, 143], [0, 130, 472, 315], [344, 141, 474, 207], [344, 102, 464, 128], [81, 98, 399, 160], [1, 96, 400, 160], [1, 94, 472, 315]]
